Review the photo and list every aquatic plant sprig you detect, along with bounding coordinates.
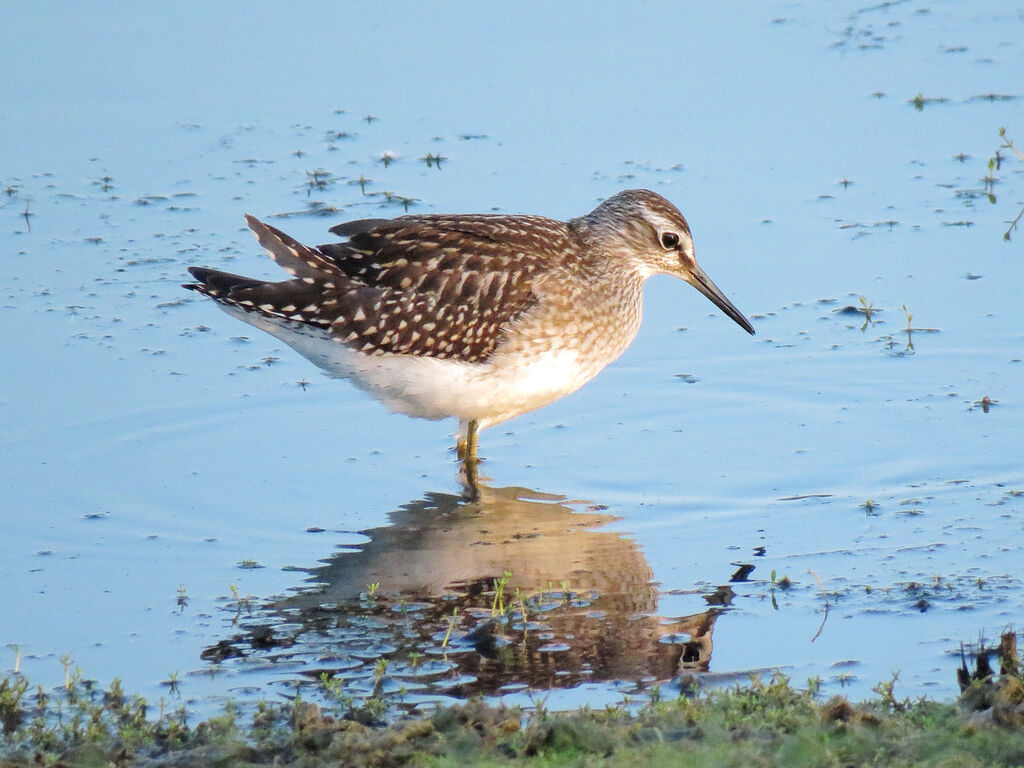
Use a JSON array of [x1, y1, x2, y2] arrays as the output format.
[[988, 128, 1024, 240], [441, 607, 459, 657], [420, 152, 447, 169], [491, 571, 512, 619], [857, 295, 877, 331], [6, 644, 21, 675], [882, 304, 939, 357]]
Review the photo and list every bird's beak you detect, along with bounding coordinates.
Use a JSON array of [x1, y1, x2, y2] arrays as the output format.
[[685, 265, 755, 335]]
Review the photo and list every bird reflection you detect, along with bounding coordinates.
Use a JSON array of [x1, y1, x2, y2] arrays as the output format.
[[203, 482, 728, 697]]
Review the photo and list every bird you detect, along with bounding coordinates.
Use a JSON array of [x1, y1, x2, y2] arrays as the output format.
[[183, 189, 754, 466]]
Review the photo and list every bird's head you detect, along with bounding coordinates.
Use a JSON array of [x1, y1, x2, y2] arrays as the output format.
[[580, 189, 754, 335]]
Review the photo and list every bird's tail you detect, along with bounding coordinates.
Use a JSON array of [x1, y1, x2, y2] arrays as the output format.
[[243, 215, 341, 279]]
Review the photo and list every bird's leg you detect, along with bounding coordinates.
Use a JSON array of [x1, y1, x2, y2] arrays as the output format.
[[456, 419, 481, 499], [457, 419, 480, 462]]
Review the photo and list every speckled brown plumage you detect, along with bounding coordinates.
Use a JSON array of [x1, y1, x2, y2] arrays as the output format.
[[184, 189, 754, 458], [186, 212, 579, 363]]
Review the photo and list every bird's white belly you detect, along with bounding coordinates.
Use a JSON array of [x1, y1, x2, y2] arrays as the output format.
[[222, 305, 604, 428]]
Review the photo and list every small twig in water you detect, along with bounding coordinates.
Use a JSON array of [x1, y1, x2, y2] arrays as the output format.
[[993, 128, 1024, 241], [441, 607, 458, 658], [807, 569, 830, 642]]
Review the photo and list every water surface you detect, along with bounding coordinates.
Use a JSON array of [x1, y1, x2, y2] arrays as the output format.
[[2, 0, 1023, 714]]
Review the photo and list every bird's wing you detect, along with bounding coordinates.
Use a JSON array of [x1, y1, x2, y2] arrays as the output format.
[[185, 214, 578, 363]]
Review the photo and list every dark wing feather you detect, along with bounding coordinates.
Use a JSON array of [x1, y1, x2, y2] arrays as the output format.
[[328, 218, 391, 237], [185, 213, 579, 363]]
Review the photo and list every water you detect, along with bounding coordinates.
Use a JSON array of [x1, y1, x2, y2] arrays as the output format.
[[2, 0, 1023, 715]]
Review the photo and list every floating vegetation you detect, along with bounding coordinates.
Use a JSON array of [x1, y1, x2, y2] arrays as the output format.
[[304, 168, 334, 196], [420, 152, 447, 169], [971, 93, 1017, 102], [349, 174, 372, 195], [861, 499, 879, 515], [988, 128, 1024, 240], [833, 295, 878, 331], [375, 191, 419, 211], [909, 93, 950, 111], [324, 129, 354, 142], [272, 201, 345, 218], [954, 188, 987, 202], [880, 304, 939, 357]]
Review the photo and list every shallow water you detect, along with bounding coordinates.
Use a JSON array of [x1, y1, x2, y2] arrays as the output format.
[[2, 1, 1023, 716]]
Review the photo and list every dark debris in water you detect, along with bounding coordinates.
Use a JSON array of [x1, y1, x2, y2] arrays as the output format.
[[272, 201, 345, 218], [970, 93, 1017, 102], [833, 304, 875, 317]]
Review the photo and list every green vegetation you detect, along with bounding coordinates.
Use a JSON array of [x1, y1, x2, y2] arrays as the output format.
[[856, 295, 876, 331], [3, 646, 1024, 767], [987, 127, 1024, 241]]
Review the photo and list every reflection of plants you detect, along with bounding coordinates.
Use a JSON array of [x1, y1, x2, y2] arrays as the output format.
[[987, 128, 1024, 241], [372, 658, 389, 697], [807, 570, 831, 643], [349, 174, 372, 195], [378, 190, 419, 211], [492, 571, 512, 619], [304, 168, 333, 196], [515, 588, 529, 632], [227, 584, 254, 625], [768, 570, 791, 611], [882, 304, 938, 357], [857, 295, 877, 331], [910, 93, 948, 111], [441, 607, 459, 654], [60, 653, 78, 694], [162, 670, 180, 697], [420, 152, 447, 169]]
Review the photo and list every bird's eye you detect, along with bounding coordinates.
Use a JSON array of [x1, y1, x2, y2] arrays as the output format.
[[660, 231, 680, 249]]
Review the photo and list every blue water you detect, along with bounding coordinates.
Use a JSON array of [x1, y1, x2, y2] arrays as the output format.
[[2, 0, 1023, 714]]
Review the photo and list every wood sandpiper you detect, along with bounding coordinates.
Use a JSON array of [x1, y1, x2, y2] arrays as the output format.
[[184, 189, 754, 467]]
